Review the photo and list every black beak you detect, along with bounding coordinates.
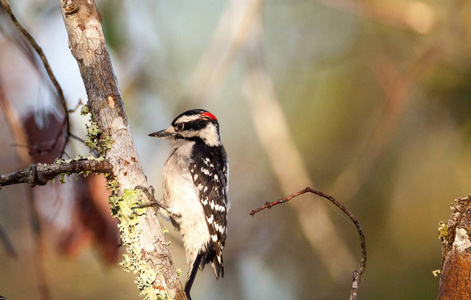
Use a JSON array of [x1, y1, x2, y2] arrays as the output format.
[[148, 129, 173, 138]]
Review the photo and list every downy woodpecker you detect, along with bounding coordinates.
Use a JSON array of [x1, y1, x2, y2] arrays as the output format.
[[149, 109, 229, 299]]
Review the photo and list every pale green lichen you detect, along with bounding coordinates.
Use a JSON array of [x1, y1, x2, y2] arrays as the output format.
[[109, 187, 171, 300], [81, 105, 169, 299], [85, 120, 113, 154], [59, 173, 66, 184], [52, 156, 109, 183], [82, 105, 113, 155], [438, 221, 448, 240], [80, 104, 89, 116]]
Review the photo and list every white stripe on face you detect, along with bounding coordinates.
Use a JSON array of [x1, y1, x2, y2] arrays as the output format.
[[174, 114, 201, 124]]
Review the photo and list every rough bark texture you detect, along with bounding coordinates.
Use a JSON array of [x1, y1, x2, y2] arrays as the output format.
[[0, 159, 112, 187], [437, 195, 471, 300], [59, 0, 184, 298]]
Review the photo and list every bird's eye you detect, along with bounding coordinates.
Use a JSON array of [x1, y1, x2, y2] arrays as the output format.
[[175, 123, 184, 132]]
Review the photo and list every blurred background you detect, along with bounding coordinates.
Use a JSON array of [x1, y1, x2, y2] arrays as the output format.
[[0, 0, 470, 299]]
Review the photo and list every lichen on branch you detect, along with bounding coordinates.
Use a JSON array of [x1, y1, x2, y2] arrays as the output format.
[[0, 157, 113, 188], [81, 105, 113, 155], [107, 185, 169, 300]]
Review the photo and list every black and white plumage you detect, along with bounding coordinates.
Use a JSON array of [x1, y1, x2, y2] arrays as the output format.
[[149, 109, 229, 300]]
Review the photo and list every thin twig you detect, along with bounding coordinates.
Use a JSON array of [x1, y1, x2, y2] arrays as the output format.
[[243, 11, 356, 280], [68, 99, 83, 113], [69, 133, 86, 144], [250, 187, 367, 300], [0, 0, 70, 156]]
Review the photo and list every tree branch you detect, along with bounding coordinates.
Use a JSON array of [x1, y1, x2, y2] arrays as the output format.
[[437, 195, 471, 299], [59, 0, 184, 298], [250, 187, 367, 300], [0, 158, 112, 188]]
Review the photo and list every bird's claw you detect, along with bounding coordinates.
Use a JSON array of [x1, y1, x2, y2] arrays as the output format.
[[134, 185, 176, 216]]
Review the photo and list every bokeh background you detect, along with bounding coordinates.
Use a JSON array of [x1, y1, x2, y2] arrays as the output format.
[[1, 0, 470, 299]]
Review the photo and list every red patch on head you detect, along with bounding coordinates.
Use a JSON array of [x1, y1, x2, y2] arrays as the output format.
[[201, 111, 218, 121]]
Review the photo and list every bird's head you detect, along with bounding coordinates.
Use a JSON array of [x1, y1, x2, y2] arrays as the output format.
[[149, 109, 221, 146]]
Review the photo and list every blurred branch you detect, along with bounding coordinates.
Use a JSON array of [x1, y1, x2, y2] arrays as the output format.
[[438, 195, 471, 299], [242, 10, 356, 280], [25, 187, 51, 300], [0, 71, 51, 300], [250, 187, 367, 300], [330, 47, 440, 202], [182, 0, 262, 105], [0, 220, 16, 257], [0, 159, 112, 188], [0, 0, 70, 156], [314, 0, 436, 34], [0, 78, 29, 163]]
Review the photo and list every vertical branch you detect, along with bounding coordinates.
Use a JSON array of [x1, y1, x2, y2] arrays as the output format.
[[58, 0, 184, 298]]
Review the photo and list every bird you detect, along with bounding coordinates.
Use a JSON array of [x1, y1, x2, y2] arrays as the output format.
[[149, 109, 229, 300]]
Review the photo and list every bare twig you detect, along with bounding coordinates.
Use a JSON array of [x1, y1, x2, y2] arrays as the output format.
[[0, 0, 70, 156], [243, 13, 356, 280], [68, 99, 83, 113], [250, 187, 367, 300], [68, 133, 86, 144], [0, 159, 112, 188]]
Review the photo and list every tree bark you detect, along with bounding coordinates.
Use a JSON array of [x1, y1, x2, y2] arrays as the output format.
[[0, 159, 112, 187], [59, 0, 184, 298], [437, 195, 471, 300]]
